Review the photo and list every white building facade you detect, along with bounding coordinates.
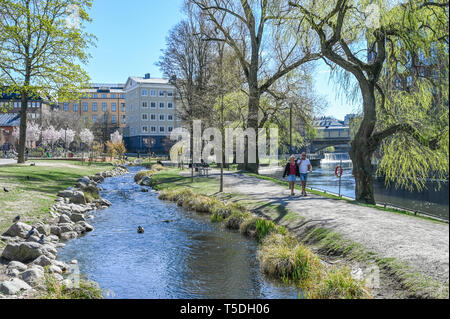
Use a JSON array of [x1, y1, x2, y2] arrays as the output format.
[[123, 74, 179, 154]]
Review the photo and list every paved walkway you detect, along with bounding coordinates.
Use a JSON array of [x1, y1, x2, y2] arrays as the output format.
[[206, 170, 449, 284], [0, 159, 15, 166]]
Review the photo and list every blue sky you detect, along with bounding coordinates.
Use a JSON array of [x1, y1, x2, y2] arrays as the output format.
[[84, 0, 359, 120]]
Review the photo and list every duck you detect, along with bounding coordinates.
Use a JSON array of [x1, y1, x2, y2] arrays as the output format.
[[137, 226, 145, 234], [13, 215, 20, 223]]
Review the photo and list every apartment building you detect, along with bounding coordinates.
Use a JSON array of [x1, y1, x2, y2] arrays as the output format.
[[123, 74, 179, 154], [58, 83, 127, 142], [0, 92, 53, 125]]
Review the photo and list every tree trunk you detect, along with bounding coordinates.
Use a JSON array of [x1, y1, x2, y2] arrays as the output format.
[[17, 93, 28, 164], [349, 139, 375, 204], [246, 83, 259, 173], [350, 83, 377, 204]]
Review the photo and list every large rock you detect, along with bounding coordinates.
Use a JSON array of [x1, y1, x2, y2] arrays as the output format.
[[35, 223, 50, 236], [58, 223, 74, 234], [0, 278, 32, 295], [32, 255, 53, 267], [57, 190, 75, 198], [78, 176, 91, 185], [59, 231, 78, 242], [77, 221, 94, 232], [21, 267, 45, 287], [2, 222, 32, 239], [1, 242, 56, 263], [70, 213, 86, 223], [50, 225, 61, 236], [59, 214, 72, 224], [70, 191, 86, 205], [7, 261, 28, 272]]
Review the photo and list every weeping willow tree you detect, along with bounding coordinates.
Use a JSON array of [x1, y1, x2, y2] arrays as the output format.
[[287, 0, 449, 203]]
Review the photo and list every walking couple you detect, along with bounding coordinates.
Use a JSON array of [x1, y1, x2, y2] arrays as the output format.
[[283, 152, 312, 197]]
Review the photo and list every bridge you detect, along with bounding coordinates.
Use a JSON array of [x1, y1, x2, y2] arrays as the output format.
[[309, 125, 352, 153]]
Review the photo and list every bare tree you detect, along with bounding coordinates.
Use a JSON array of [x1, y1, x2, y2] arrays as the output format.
[[189, 0, 321, 172]]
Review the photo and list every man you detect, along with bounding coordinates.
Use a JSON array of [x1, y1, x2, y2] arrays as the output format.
[[297, 152, 312, 196]]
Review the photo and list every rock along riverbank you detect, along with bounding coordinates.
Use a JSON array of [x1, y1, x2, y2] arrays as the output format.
[[0, 165, 129, 299]]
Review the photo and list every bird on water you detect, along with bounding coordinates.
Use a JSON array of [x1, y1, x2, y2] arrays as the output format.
[[137, 226, 145, 234]]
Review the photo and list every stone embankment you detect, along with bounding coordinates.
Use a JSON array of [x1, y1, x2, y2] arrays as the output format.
[[0, 165, 128, 299]]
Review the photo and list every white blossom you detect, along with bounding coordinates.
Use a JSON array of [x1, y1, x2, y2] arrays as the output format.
[[110, 130, 123, 144], [59, 128, 76, 146], [42, 126, 61, 146], [12, 122, 41, 147], [79, 128, 94, 146]]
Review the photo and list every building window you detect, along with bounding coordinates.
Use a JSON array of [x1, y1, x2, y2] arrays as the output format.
[[167, 90, 173, 97], [168, 102, 173, 109], [92, 94, 98, 99], [150, 126, 156, 133], [112, 103, 117, 112], [121, 115, 126, 123], [121, 103, 125, 112], [142, 101, 148, 108], [159, 90, 165, 97], [159, 114, 165, 121], [168, 115, 173, 121], [83, 103, 88, 112], [159, 126, 165, 133], [92, 103, 98, 112], [159, 102, 165, 109], [142, 126, 148, 133], [150, 102, 156, 108], [92, 115, 98, 123], [102, 103, 107, 112], [120, 94, 125, 99], [102, 94, 108, 99], [150, 90, 156, 97], [103, 114, 107, 123], [74, 103, 78, 112], [112, 115, 117, 124], [168, 126, 173, 133], [111, 94, 116, 99], [142, 113, 148, 121], [63, 103, 68, 111], [142, 89, 148, 96], [150, 114, 156, 121]]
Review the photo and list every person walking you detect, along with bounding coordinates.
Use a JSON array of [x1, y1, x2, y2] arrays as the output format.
[[297, 152, 312, 196], [283, 155, 300, 196]]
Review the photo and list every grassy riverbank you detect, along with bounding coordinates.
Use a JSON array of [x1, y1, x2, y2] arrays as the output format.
[[145, 168, 448, 299], [0, 160, 113, 237]]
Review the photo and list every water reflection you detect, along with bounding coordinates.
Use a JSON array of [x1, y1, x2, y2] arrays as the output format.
[[58, 167, 299, 299], [262, 157, 448, 220]]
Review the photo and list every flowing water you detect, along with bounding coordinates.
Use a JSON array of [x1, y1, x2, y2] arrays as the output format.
[[58, 167, 300, 299], [261, 154, 449, 220]]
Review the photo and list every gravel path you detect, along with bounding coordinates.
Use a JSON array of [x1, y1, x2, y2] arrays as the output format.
[[211, 171, 449, 284]]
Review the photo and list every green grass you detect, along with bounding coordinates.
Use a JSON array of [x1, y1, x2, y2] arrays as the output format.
[[148, 168, 449, 299], [42, 272, 103, 299], [0, 160, 112, 234]]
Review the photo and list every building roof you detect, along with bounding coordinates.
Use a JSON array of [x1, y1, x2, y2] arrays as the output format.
[[314, 117, 345, 128], [128, 77, 170, 85], [0, 113, 20, 127]]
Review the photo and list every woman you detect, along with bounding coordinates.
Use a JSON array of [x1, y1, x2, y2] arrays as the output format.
[[283, 155, 300, 196]]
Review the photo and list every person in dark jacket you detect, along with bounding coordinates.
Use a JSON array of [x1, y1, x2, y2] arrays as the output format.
[[283, 155, 300, 196]]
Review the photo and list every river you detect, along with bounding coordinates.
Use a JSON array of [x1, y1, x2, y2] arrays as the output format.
[[58, 166, 300, 299], [260, 153, 449, 220]]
